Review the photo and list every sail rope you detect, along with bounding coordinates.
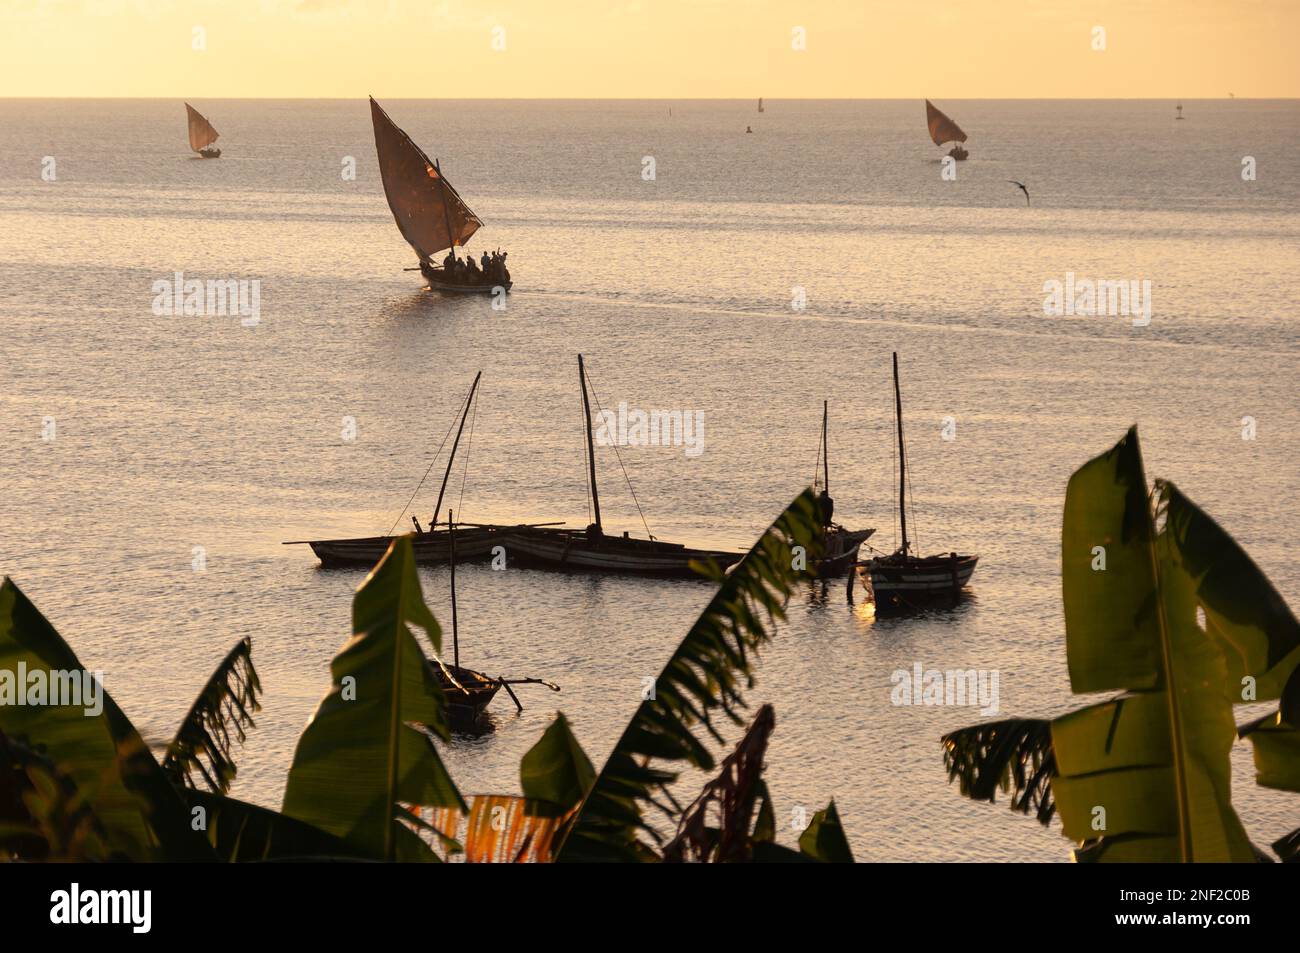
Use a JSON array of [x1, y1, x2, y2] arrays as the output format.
[[385, 380, 474, 536], [811, 423, 823, 492], [455, 384, 480, 520], [583, 364, 654, 540]]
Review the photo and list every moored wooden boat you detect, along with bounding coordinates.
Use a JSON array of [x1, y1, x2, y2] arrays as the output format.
[[856, 353, 978, 609], [285, 371, 559, 567], [428, 512, 559, 729], [506, 526, 741, 577], [503, 355, 743, 578], [292, 524, 516, 567], [185, 103, 221, 158]]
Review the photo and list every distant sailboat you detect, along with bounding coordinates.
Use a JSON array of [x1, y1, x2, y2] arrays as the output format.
[[1176, 103, 1185, 120], [758, 97, 764, 113], [924, 99, 968, 161], [184, 103, 221, 159], [855, 354, 978, 608], [369, 97, 511, 294]]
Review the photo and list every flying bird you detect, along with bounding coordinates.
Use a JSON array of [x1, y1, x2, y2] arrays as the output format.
[[1008, 180, 1030, 206]]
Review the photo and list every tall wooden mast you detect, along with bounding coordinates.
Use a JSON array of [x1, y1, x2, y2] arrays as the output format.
[[893, 352, 909, 555], [432, 371, 481, 530], [578, 355, 602, 531]]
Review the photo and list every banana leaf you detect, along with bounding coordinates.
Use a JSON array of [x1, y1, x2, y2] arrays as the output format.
[[520, 712, 594, 817], [797, 799, 854, 863], [1158, 481, 1300, 722], [185, 789, 370, 862], [556, 489, 822, 862], [1053, 429, 1254, 862], [280, 536, 464, 861], [1, 728, 114, 860], [162, 636, 261, 794], [0, 578, 214, 861]]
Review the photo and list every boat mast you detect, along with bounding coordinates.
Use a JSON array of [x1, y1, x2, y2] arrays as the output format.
[[434, 158, 457, 263], [893, 352, 909, 555], [578, 354, 602, 531], [822, 400, 830, 494], [432, 371, 481, 529], [448, 509, 460, 668]]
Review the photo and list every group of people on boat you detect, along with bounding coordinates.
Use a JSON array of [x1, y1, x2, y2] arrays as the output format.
[[432, 248, 511, 286]]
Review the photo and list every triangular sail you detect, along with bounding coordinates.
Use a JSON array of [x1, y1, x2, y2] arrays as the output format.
[[924, 99, 967, 147], [185, 103, 219, 153], [369, 97, 483, 262]]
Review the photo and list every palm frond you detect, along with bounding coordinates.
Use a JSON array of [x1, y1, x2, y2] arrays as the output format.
[[1273, 826, 1300, 863], [941, 718, 1056, 824], [662, 703, 776, 863], [162, 637, 261, 794], [557, 489, 822, 862]]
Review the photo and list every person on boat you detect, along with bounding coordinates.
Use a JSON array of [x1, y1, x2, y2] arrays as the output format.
[[442, 249, 456, 273], [465, 255, 482, 282], [480, 250, 491, 274], [818, 489, 835, 527], [585, 521, 604, 541]]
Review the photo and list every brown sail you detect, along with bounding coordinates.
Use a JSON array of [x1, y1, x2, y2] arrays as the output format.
[[924, 99, 967, 147], [369, 97, 483, 263], [185, 103, 220, 153]]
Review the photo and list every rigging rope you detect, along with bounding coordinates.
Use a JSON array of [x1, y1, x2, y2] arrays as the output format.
[[385, 380, 473, 536], [455, 384, 480, 520], [583, 363, 654, 540]]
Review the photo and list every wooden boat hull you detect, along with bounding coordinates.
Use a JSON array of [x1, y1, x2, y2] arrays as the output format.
[[818, 527, 874, 577], [434, 663, 502, 726], [947, 146, 968, 161], [289, 526, 514, 567], [505, 528, 741, 578], [866, 553, 978, 606], [199, 148, 221, 158], [420, 263, 511, 294]]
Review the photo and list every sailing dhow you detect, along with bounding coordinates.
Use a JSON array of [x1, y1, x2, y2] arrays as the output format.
[[856, 353, 978, 608], [184, 103, 221, 158], [369, 97, 511, 294], [506, 356, 744, 577], [924, 99, 968, 161]]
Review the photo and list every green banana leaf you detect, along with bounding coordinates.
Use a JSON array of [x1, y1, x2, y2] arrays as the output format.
[[798, 800, 854, 863], [1158, 481, 1300, 721], [0, 578, 214, 861], [1, 728, 113, 860], [280, 536, 464, 861], [520, 712, 594, 816], [1060, 426, 1159, 693], [1053, 429, 1253, 862], [556, 489, 823, 862], [1239, 711, 1300, 793], [162, 636, 261, 794], [185, 789, 370, 862]]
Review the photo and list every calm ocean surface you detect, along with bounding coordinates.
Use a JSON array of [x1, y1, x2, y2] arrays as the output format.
[[1, 99, 1297, 861]]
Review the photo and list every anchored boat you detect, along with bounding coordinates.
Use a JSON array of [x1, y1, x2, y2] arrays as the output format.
[[185, 103, 221, 158], [856, 353, 978, 608], [506, 356, 743, 577], [285, 372, 556, 566], [369, 97, 511, 294], [430, 512, 559, 728], [925, 99, 968, 161], [812, 400, 875, 577]]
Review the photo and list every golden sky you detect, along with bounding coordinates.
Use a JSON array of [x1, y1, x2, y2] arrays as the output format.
[[3, 0, 1295, 98]]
